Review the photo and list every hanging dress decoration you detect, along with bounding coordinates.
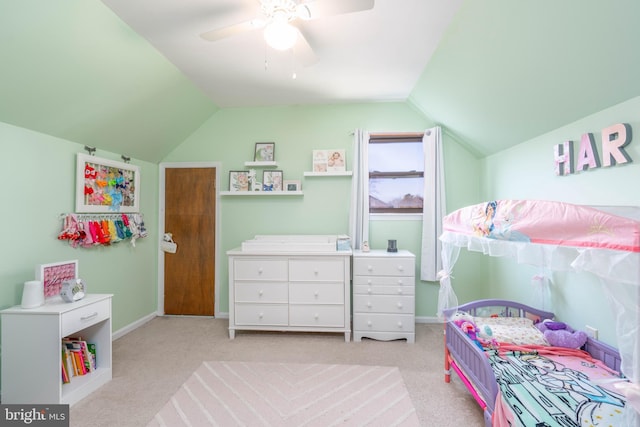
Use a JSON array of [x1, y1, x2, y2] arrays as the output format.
[[58, 213, 147, 248]]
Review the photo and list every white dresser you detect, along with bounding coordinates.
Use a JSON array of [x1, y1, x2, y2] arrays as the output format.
[[228, 237, 352, 341], [1, 294, 113, 405], [352, 250, 415, 343]]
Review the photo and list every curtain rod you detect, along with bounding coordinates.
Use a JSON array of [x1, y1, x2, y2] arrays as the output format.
[[350, 131, 429, 137]]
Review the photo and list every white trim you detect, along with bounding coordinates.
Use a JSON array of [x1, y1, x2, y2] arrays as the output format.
[[158, 162, 222, 317], [370, 213, 422, 221], [415, 315, 443, 324], [112, 312, 157, 340]]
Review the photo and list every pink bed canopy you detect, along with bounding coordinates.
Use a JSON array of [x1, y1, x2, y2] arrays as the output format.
[[438, 199, 640, 424]]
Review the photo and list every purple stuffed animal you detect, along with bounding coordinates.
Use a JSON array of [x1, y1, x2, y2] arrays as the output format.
[[536, 320, 588, 349]]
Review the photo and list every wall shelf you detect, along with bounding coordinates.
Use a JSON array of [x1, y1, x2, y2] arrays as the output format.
[[244, 161, 277, 167], [303, 171, 352, 177], [221, 191, 303, 196]]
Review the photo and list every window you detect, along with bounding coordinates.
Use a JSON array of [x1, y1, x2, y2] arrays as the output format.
[[368, 133, 424, 214]]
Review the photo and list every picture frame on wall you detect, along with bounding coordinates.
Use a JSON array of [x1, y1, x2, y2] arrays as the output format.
[[284, 180, 301, 192], [263, 170, 283, 191], [254, 142, 275, 162], [76, 153, 140, 213], [229, 170, 250, 192], [312, 149, 346, 172]]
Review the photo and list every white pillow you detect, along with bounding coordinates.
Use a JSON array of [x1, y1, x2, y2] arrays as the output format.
[[473, 316, 549, 346]]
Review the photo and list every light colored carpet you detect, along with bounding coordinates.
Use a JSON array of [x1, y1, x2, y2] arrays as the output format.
[[69, 318, 485, 426], [148, 361, 419, 427]]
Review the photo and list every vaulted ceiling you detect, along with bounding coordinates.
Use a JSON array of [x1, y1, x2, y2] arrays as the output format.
[[2, 1, 639, 163]]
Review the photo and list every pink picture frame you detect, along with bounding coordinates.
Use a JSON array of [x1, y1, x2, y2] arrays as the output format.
[[36, 260, 78, 299]]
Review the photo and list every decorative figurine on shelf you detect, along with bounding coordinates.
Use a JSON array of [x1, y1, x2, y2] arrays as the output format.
[[362, 241, 370, 252], [60, 278, 86, 303]]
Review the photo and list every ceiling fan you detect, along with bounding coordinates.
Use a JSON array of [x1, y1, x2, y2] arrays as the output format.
[[200, 0, 375, 66]]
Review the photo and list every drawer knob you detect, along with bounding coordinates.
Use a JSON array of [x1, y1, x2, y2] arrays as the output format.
[[397, 302, 403, 309], [367, 320, 372, 327], [258, 268, 263, 274], [367, 302, 372, 308], [314, 291, 319, 298], [397, 279, 404, 285], [258, 290, 264, 296], [259, 312, 264, 318], [367, 279, 372, 285], [367, 288, 372, 294], [314, 270, 319, 275], [367, 265, 373, 272], [397, 321, 403, 329], [314, 313, 319, 319], [397, 288, 403, 294], [397, 265, 404, 271]]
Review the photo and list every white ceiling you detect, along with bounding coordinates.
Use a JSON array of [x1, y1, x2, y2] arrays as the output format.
[[100, 0, 463, 107]]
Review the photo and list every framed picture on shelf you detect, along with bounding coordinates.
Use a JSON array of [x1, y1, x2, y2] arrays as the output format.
[[229, 170, 250, 192], [254, 142, 275, 162], [284, 180, 301, 192], [76, 153, 140, 213], [36, 260, 79, 299], [312, 149, 346, 172], [263, 170, 283, 191], [312, 150, 328, 172], [327, 149, 346, 171]]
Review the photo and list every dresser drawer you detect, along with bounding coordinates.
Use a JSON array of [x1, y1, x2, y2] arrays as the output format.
[[289, 282, 344, 304], [289, 259, 344, 282], [353, 295, 414, 314], [235, 304, 288, 326], [234, 282, 288, 303], [234, 259, 288, 281], [353, 257, 414, 277], [290, 304, 345, 327], [353, 313, 415, 333], [353, 284, 415, 296], [61, 299, 111, 337], [353, 275, 414, 288]]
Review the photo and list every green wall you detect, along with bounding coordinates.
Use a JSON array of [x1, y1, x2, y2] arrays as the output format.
[[478, 96, 640, 345], [0, 122, 159, 332], [163, 102, 483, 318]]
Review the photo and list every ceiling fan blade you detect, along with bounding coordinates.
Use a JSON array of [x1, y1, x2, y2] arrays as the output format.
[[293, 30, 318, 67], [200, 19, 265, 42], [297, 0, 374, 20]]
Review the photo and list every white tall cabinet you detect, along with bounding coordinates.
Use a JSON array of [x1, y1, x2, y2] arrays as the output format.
[[1, 294, 113, 405], [352, 250, 415, 343], [228, 240, 352, 342]]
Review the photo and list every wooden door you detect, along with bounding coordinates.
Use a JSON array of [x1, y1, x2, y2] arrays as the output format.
[[163, 167, 216, 315]]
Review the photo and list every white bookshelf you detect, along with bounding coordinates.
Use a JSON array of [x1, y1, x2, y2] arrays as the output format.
[[1, 294, 113, 406]]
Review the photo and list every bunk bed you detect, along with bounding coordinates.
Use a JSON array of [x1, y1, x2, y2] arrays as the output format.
[[437, 200, 640, 426]]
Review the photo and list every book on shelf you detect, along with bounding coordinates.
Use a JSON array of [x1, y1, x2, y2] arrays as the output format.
[[61, 337, 97, 380], [61, 345, 70, 384]]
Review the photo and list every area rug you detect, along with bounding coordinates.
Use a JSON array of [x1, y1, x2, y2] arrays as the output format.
[[148, 361, 420, 426]]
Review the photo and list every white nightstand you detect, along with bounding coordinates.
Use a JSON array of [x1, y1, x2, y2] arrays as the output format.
[[352, 250, 415, 343]]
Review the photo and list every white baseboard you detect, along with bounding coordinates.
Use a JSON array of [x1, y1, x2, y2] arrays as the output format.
[[112, 312, 157, 340], [415, 316, 443, 324]]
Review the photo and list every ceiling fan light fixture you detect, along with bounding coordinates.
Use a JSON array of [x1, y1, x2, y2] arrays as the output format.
[[263, 19, 298, 51]]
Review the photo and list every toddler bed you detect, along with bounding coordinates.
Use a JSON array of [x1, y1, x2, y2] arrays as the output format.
[[437, 200, 640, 425], [443, 299, 626, 427]]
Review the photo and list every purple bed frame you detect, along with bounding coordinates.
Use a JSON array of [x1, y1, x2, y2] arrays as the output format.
[[443, 299, 622, 427]]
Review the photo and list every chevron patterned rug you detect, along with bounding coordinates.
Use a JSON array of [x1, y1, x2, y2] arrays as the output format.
[[147, 361, 420, 426]]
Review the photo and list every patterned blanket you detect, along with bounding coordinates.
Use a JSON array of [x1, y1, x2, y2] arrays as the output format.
[[488, 347, 627, 427]]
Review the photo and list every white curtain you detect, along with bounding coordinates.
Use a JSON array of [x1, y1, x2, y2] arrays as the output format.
[[420, 126, 446, 281], [349, 129, 370, 250]]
